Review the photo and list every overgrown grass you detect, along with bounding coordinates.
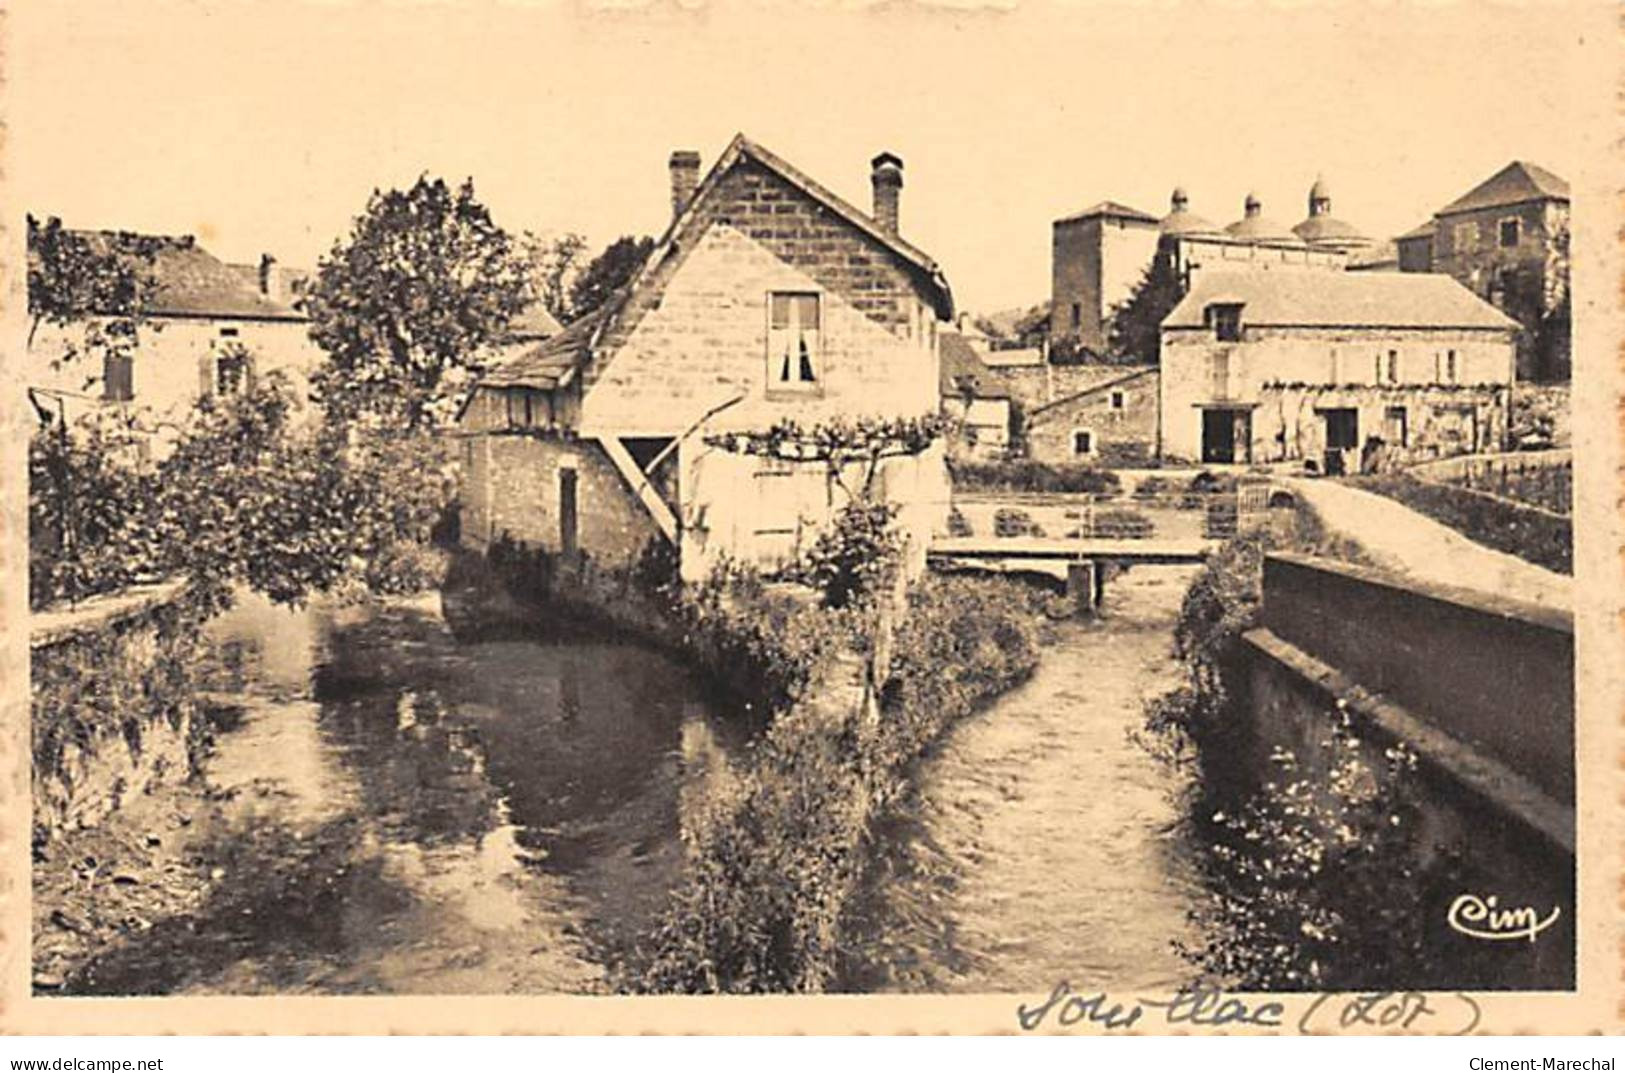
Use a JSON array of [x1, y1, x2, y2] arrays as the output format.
[[635, 573, 1042, 993], [1348, 474, 1571, 575]]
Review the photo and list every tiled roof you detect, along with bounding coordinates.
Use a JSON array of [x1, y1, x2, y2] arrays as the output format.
[[61, 232, 307, 320], [1436, 161, 1569, 217], [1347, 239, 1399, 270], [1057, 200, 1159, 226], [939, 332, 1008, 399], [1163, 270, 1520, 331], [478, 307, 604, 389], [1292, 214, 1368, 245], [980, 347, 1046, 368], [508, 300, 564, 339], [1397, 219, 1438, 242]]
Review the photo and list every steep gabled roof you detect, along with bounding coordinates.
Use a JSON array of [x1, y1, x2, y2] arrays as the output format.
[[1056, 201, 1159, 226], [476, 134, 957, 396], [1163, 270, 1520, 332], [1436, 161, 1570, 217]]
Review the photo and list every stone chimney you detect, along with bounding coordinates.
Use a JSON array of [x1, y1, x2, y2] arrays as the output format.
[[258, 253, 280, 302], [669, 150, 701, 220], [871, 152, 903, 236]]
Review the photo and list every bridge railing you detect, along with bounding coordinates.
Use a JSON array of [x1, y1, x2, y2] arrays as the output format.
[[948, 490, 1245, 542]]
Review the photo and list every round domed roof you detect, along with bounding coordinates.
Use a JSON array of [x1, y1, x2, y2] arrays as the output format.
[[1293, 214, 1371, 248], [1225, 193, 1303, 244], [1160, 186, 1222, 237]]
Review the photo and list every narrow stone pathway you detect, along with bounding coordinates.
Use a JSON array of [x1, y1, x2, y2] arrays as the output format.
[[1285, 477, 1571, 612]]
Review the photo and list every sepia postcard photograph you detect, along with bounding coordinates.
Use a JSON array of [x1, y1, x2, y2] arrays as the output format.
[[1, 0, 1621, 1041]]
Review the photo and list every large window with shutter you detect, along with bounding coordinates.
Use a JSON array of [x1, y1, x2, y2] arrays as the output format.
[[767, 292, 821, 394]]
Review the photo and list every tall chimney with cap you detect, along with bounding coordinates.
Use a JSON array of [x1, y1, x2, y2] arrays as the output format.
[[669, 150, 701, 221], [871, 152, 903, 236], [258, 253, 279, 302]]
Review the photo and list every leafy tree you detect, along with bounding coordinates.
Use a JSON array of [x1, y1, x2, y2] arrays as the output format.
[[304, 176, 530, 430], [1107, 252, 1184, 365], [520, 230, 588, 323], [569, 235, 655, 321], [26, 215, 162, 384], [29, 375, 454, 611]]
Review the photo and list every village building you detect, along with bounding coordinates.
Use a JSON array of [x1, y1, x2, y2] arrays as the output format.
[[939, 331, 1011, 458], [458, 135, 955, 581], [1048, 183, 1358, 359], [26, 232, 320, 432], [1023, 366, 1159, 467], [1159, 270, 1519, 471], [1392, 160, 1570, 381]]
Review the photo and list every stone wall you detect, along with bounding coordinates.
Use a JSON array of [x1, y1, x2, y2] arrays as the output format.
[[31, 581, 202, 842], [1256, 552, 1573, 801], [1237, 552, 1574, 988], [459, 431, 662, 571], [1025, 369, 1159, 466]]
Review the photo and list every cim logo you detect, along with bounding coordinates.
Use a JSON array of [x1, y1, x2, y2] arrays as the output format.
[[1447, 894, 1562, 943]]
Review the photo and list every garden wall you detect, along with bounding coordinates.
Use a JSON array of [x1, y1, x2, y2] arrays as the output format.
[[1256, 552, 1573, 801], [31, 580, 203, 843]]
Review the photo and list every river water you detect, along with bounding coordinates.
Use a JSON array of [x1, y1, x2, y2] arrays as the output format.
[[69, 567, 1202, 995], [68, 590, 753, 995], [841, 565, 1205, 994]]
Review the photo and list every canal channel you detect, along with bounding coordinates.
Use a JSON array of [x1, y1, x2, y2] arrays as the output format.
[[66, 566, 1202, 995]]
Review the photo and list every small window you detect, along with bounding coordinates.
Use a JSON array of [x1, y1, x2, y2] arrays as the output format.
[[1499, 218, 1520, 248], [1072, 429, 1095, 457], [218, 326, 240, 338], [1440, 349, 1459, 384], [1207, 303, 1243, 342], [1386, 350, 1399, 384], [1071, 302, 1082, 329], [215, 347, 251, 395], [1109, 389, 1125, 411], [1384, 405, 1409, 447], [103, 352, 134, 402], [768, 292, 820, 392]]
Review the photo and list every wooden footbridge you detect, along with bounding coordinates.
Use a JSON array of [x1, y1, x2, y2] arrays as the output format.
[[927, 535, 1218, 614]]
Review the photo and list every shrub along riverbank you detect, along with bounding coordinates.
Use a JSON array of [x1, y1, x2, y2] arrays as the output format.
[[470, 537, 1043, 993], [1138, 509, 1501, 990]]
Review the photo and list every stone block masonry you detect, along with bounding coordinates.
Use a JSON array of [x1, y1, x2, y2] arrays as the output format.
[[31, 580, 203, 842]]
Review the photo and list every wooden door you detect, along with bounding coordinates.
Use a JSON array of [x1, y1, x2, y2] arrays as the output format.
[[559, 467, 578, 556]]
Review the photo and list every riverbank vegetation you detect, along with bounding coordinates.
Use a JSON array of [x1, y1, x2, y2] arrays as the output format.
[[1138, 508, 1490, 989], [477, 508, 1044, 993]]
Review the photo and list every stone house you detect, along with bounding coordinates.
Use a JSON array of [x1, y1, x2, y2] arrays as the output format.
[[26, 232, 320, 434], [939, 331, 1010, 458], [1024, 366, 1159, 467], [1159, 271, 1519, 471], [458, 135, 955, 581], [1393, 161, 1570, 381]]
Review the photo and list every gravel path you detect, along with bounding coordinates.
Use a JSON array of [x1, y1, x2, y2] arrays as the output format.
[[1285, 477, 1571, 613]]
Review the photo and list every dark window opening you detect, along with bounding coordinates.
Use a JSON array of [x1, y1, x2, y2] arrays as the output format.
[[1207, 303, 1243, 342], [1072, 429, 1094, 456], [1499, 219, 1520, 248], [103, 353, 134, 402]]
